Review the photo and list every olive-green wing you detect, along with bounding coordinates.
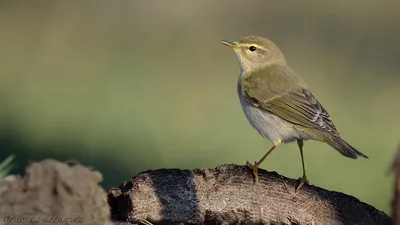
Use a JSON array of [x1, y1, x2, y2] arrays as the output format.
[[242, 65, 339, 136]]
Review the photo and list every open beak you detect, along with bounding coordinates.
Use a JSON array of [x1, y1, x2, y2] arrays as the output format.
[[220, 40, 237, 48]]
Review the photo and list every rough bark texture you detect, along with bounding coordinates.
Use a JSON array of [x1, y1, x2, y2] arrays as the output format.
[[0, 159, 392, 225], [109, 164, 391, 225], [0, 159, 112, 225]]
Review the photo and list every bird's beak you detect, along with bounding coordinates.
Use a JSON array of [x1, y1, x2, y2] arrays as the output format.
[[220, 40, 237, 49]]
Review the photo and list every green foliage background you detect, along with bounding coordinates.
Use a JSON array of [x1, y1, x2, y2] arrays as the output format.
[[0, 1, 399, 214]]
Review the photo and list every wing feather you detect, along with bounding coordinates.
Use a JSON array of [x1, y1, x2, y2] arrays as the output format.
[[242, 65, 339, 136]]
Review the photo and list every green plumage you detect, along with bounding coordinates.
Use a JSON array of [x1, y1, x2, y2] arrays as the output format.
[[221, 36, 367, 191]]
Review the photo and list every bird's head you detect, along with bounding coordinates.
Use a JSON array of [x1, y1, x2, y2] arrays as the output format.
[[221, 36, 286, 72]]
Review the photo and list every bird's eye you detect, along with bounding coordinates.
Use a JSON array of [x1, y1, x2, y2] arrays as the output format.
[[249, 46, 257, 52]]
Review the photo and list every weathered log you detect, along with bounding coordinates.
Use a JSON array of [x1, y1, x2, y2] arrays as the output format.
[[109, 164, 391, 225]]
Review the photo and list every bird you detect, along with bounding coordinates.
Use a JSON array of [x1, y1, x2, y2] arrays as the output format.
[[221, 36, 368, 191]]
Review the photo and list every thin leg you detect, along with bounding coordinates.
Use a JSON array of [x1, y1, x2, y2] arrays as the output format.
[[296, 139, 309, 192], [246, 140, 281, 183]]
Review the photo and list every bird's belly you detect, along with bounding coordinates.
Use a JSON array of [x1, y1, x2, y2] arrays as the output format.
[[238, 95, 300, 143]]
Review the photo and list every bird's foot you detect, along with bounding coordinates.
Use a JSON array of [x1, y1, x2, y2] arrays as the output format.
[[246, 160, 259, 183], [295, 174, 309, 192]]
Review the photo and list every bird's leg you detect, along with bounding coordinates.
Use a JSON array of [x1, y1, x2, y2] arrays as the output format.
[[296, 139, 309, 192], [246, 140, 281, 183]]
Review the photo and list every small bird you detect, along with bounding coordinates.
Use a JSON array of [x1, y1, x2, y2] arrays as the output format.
[[221, 36, 368, 191]]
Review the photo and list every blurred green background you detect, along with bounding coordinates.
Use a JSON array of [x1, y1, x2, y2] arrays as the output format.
[[0, 0, 399, 214]]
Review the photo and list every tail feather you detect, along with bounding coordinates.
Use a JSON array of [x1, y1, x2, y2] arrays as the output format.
[[326, 136, 368, 159]]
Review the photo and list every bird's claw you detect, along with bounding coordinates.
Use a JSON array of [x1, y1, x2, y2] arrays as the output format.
[[295, 175, 309, 193], [246, 160, 259, 183]]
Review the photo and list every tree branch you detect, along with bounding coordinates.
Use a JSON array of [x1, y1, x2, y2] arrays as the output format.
[[0, 159, 391, 225], [108, 164, 390, 225]]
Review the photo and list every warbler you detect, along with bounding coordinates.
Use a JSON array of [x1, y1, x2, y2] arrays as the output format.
[[221, 36, 368, 191]]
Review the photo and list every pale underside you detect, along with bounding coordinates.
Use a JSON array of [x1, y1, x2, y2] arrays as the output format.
[[237, 64, 339, 144]]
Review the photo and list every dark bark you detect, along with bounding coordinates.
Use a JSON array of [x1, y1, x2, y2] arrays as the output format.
[[0, 159, 391, 225], [109, 164, 391, 225]]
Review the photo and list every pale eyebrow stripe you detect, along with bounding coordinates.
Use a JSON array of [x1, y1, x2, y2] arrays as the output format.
[[241, 43, 264, 50]]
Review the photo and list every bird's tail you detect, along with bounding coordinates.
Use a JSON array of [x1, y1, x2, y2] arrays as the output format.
[[326, 136, 368, 159]]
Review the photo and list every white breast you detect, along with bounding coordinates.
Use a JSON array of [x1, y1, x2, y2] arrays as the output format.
[[237, 79, 301, 144]]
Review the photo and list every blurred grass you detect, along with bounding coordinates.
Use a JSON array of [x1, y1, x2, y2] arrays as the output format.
[[0, 0, 399, 214], [0, 155, 14, 178]]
